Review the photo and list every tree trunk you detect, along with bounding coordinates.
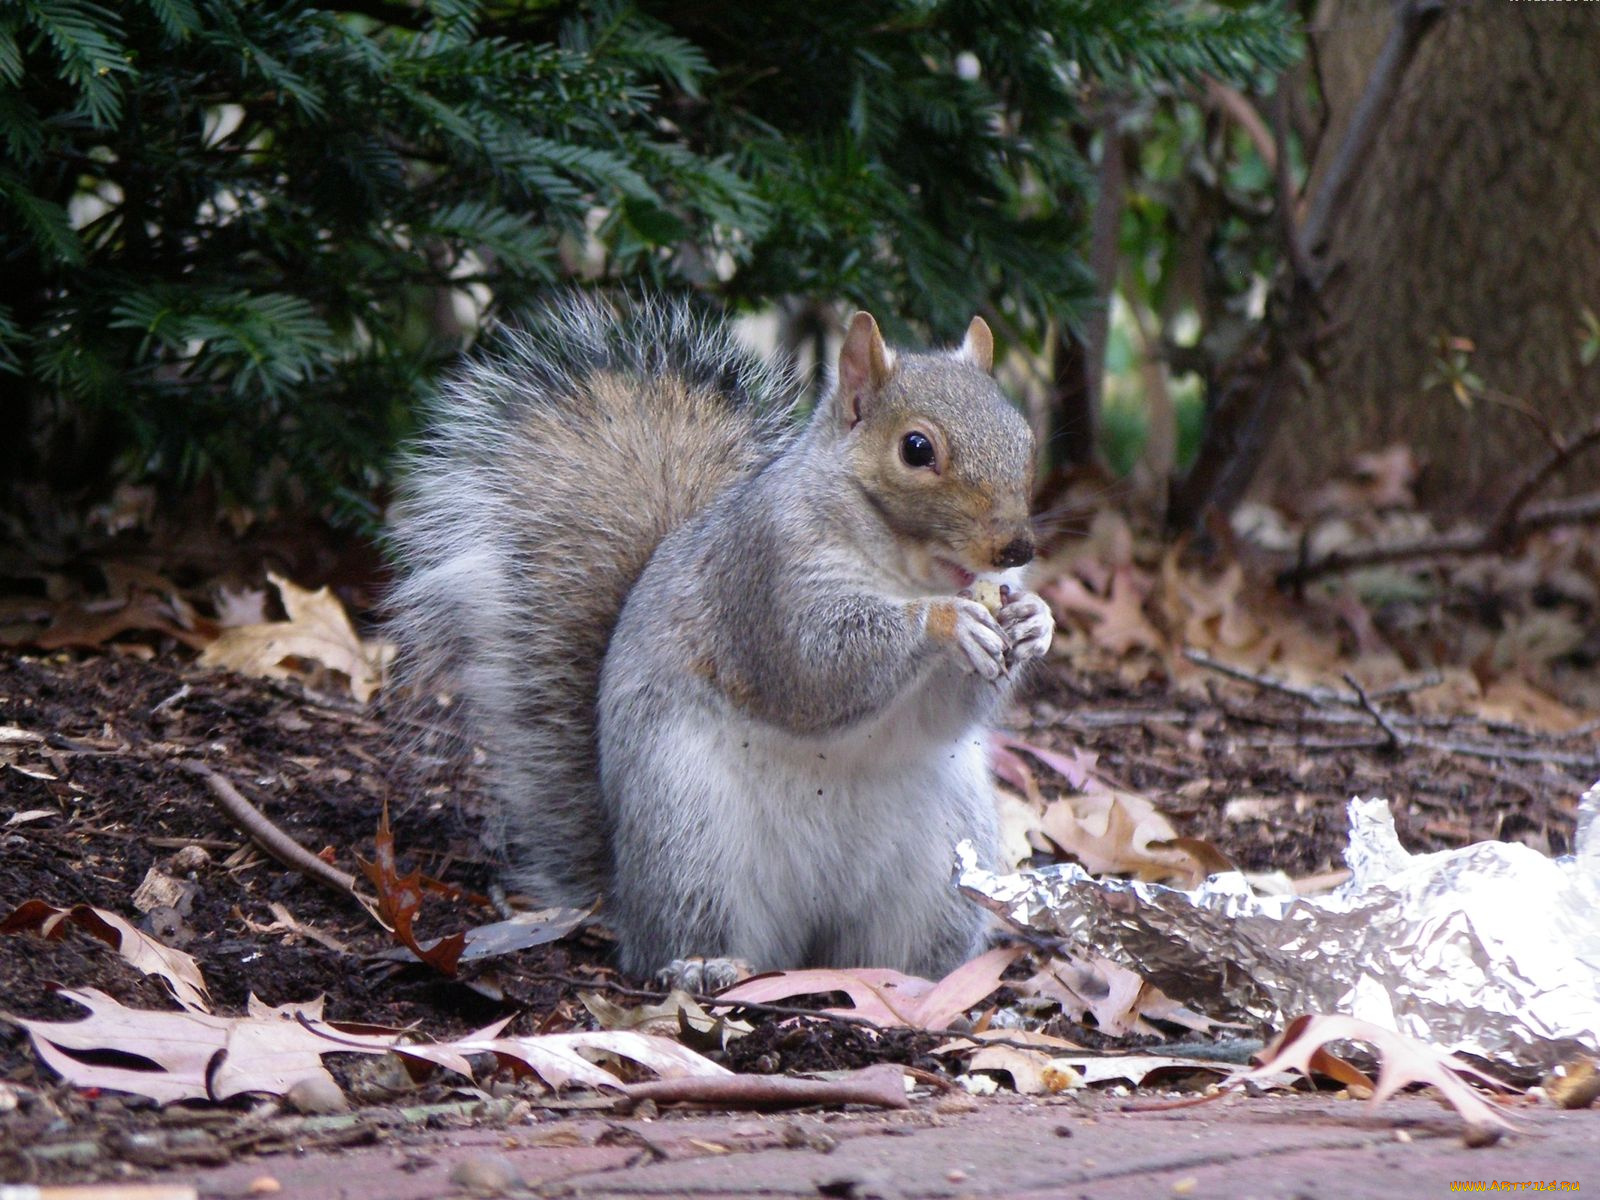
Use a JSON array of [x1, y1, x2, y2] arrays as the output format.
[[1260, 0, 1600, 513]]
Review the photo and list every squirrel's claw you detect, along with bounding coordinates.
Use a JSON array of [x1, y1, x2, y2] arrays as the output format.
[[952, 599, 1008, 680], [658, 955, 750, 994], [998, 591, 1054, 666]]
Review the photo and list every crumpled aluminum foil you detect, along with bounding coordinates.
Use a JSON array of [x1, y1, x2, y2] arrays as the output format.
[[957, 780, 1600, 1074]]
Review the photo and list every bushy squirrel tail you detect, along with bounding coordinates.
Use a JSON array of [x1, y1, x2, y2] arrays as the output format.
[[386, 294, 797, 906]]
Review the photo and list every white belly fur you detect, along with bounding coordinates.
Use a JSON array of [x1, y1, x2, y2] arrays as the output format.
[[614, 672, 997, 971]]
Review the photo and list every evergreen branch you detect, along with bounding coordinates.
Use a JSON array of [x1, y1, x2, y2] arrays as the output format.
[[18, 0, 130, 126], [0, 170, 84, 265]]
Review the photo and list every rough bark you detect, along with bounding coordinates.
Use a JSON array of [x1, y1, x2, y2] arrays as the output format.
[[1261, 0, 1600, 513]]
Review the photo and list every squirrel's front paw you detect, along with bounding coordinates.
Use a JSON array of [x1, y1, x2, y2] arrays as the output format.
[[928, 598, 1008, 680], [998, 590, 1054, 666]]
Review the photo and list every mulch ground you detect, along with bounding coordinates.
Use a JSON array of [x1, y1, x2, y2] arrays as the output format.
[[0, 647, 1591, 1188]]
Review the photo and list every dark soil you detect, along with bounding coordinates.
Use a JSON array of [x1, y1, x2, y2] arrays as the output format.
[[0, 647, 1590, 1185]]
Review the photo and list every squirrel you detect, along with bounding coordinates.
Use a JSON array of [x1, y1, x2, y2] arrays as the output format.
[[387, 294, 1053, 988]]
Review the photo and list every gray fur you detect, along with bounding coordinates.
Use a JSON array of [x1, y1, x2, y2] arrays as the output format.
[[388, 296, 1047, 980], [387, 294, 797, 909]]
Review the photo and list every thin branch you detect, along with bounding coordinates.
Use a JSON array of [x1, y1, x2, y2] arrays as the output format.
[[1270, 85, 1309, 284], [1488, 410, 1600, 541], [1300, 0, 1445, 256], [1342, 672, 1402, 750], [182, 761, 366, 900], [1204, 77, 1277, 171], [1282, 408, 1600, 585], [1183, 648, 1343, 708]]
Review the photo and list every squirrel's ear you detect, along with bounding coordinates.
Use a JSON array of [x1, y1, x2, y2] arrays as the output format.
[[835, 311, 893, 430], [958, 316, 994, 373]]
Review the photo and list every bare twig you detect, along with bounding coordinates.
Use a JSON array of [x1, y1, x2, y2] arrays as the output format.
[[1183, 649, 1343, 707], [1487, 411, 1600, 542], [1408, 738, 1600, 770], [1468, 385, 1564, 452], [1270, 85, 1309, 283], [1239, 732, 1600, 771], [1188, 652, 1600, 770], [1205, 76, 1277, 170], [1368, 673, 1443, 700], [1280, 408, 1600, 585], [1050, 709, 1194, 730], [1281, 487, 1600, 586], [181, 761, 366, 900], [1342, 672, 1403, 750], [1300, 0, 1445, 256]]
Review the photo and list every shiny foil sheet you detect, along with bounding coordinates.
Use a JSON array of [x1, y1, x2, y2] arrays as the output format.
[[957, 781, 1600, 1073]]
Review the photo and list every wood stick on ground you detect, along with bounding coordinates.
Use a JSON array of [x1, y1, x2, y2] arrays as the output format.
[[1342, 672, 1403, 750], [1183, 649, 1342, 707], [181, 761, 365, 900]]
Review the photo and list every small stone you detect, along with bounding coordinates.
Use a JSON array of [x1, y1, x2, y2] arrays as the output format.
[[1462, 1123, 1504, 1149], [282, 1074, 347, 1115], [449, 1152, 525, 1196], [171, 844, 213, 872], [1172, 1176, 1198, 1195], [1393, 1129, 1412, 1144], [248, 1176, 282, 1195], [346, 1052, 419, 1103], [946, 1168, 968, 1183]]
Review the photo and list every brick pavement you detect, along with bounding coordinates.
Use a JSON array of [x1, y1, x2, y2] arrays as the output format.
[[182, 1091, 1598, 1200]]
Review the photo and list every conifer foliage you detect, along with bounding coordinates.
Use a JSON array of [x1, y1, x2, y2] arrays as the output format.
[[0, 0, 1291, 514]]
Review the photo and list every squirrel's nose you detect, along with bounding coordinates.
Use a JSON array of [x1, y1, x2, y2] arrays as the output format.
[[992, 536, 1034, 570]]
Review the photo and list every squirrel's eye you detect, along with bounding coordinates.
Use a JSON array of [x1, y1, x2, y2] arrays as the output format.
[[900, 431, 936, 469]]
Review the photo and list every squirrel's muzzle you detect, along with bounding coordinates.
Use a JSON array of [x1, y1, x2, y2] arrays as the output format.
[[992, 536, 1034, 570]]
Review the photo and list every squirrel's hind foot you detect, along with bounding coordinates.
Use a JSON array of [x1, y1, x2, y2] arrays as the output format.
[[657, 955, 751, 994]]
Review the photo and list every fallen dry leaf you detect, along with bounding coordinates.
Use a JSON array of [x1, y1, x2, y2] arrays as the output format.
[[1044, 565, 1165, 657], [26, 590, 210, 653], [400, 1027, 731, 1093], [459, 906, 591, 964], [12, 989, 726, 1104], [1224, 1013, 1517, 1131], [8, 989, 402, 1104], [966, 1045, 1081, 1095], [1020, 955, 1222, 1038], [934, 1028, 1086, 1056], [990, 733, 1099, 792], [1, 900, 210, 1012], [717, 946, 1022, 1031], [581, 989, 752, 1047], [198, 572, 389, 702], [1477, 676, 1586, 732], [1037, 789, 1218, 884], [356, 803, 474, 975]]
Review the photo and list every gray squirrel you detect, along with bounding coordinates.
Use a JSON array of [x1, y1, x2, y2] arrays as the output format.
[[387, 295, 1053, 988]]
